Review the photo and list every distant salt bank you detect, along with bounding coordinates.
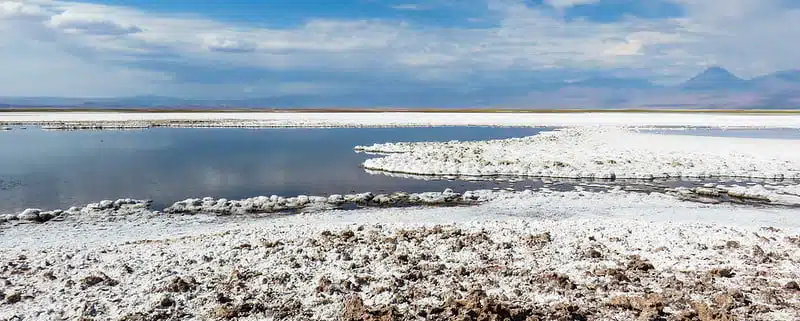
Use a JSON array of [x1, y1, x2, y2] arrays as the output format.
[[2, 111, 800, 128], [359, 127, 800, 180]]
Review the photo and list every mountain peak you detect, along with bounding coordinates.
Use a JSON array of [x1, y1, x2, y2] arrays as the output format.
[[696, 66, 739, 79], [681, 66, 747, 90], [769, 69, 800, 82]]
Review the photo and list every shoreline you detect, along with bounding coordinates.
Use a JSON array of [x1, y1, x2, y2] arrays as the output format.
[[2, 111, 800, 129], [3, 183, 800, 227], [2, 108, 800, 114]]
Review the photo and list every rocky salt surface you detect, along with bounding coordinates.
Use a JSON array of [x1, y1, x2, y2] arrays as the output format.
[[3, 184, 800, 229], [163, 189, 469, 216], [357, 127, 800, 180], [0, 199, 153, 225], [2, 189, 800, 320], [1, 216, 799, 320], [667, 184, 800, 207], [4, 183, 799, 228], [0, 190, 478, 227]]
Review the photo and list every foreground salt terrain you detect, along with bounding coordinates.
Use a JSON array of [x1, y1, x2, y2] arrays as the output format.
[[358, 127, 800, 180], [2, 111, 800, 129], [1, 188, 800, 320]]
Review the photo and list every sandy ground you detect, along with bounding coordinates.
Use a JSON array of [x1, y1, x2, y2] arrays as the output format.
[[1, 189, 799, 320], [2, 111, 800, 128]]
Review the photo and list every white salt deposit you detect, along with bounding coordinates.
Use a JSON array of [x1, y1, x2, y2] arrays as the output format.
[[2, 119, 799, 319], [0, 189, 496, 227], [3, 188, 799, 248], [723, 184, 800, 205], [162, 189, 464, 216], [0, 199, 153, 224], [1, 189, 799, 320], [2, 111, 800, 128], [358, 127, 800, 180]]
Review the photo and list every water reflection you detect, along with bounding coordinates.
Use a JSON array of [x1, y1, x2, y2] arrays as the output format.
[[0, 127, 545, 212], [2, 126, 797, 213]]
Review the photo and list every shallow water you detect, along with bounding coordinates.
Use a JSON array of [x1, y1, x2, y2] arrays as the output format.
[[0, 127, 551, 212], [1, 126, 798, 213]]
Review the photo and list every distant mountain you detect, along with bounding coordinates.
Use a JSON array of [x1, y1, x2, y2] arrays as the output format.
[[763, 70, 800, 82], [750, 70, 800, 92], [680, 67, 749, 91], [1, 67, 799, 109], [565, 77, 656, 89]]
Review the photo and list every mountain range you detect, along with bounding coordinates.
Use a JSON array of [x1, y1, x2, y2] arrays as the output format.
[[2, 67, 799, 109]]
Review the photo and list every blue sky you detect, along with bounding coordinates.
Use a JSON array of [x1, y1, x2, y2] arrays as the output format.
[[1, 0, 799, 100], [77, 0, 481, 26], [77, 0, 683, 25]]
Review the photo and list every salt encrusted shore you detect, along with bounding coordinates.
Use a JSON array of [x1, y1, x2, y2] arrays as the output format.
[[3, 185, 799, 226], [668, 184, 800, 207], [2, 119, 800, 320], [1, 189, 799, 320], [0, 189, 472, 225], [358, 127, 800, 180], [2, 112, 800, 129]]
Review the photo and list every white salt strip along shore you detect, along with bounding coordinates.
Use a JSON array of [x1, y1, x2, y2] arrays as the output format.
[[3, 111, 800, 128], [674, 184, 800, 206], [362, 168, 800, 185], [0, 190, 471, 225], [4, 184, 799, 226], [358, 127, 800, 180], [1, 189, 799, 320]]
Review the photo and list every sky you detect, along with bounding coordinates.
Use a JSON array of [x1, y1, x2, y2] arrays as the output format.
[[1, 0, 799, 99]]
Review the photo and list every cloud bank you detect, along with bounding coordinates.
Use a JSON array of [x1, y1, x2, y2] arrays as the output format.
[[0, 0, 798, 99]]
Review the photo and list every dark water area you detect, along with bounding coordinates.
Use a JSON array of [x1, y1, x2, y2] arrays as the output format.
[[0, 127, 551, 212], [1, 126, 798, 213]]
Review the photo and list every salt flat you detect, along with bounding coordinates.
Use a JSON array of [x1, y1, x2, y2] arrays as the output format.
[[2, 121, 799, 320], [2, 111, 800, 128], [359, 127, 800, 180], [1, 189, 799, 320]]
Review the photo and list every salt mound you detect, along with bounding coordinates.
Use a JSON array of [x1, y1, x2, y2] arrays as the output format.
[[359, 127, 800, 180], [163, 189, 466, 215], [1, 199, 152, 225]]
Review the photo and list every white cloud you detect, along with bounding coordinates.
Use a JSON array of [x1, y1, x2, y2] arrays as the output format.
[[604, 39, 644, 56], [668, 0, 800, 77], [391, 4, 427, 11], [202, 35, 257, 53], [0, 0, 798, 97], [0, 27, 169, 97], [49, 10, 142, 35], [544, 0, 600, 9], [0, 1, 50, 19]]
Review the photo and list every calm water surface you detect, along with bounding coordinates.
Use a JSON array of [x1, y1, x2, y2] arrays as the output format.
[[0, 127, 547, 212], [1, 126, 797, 213]]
